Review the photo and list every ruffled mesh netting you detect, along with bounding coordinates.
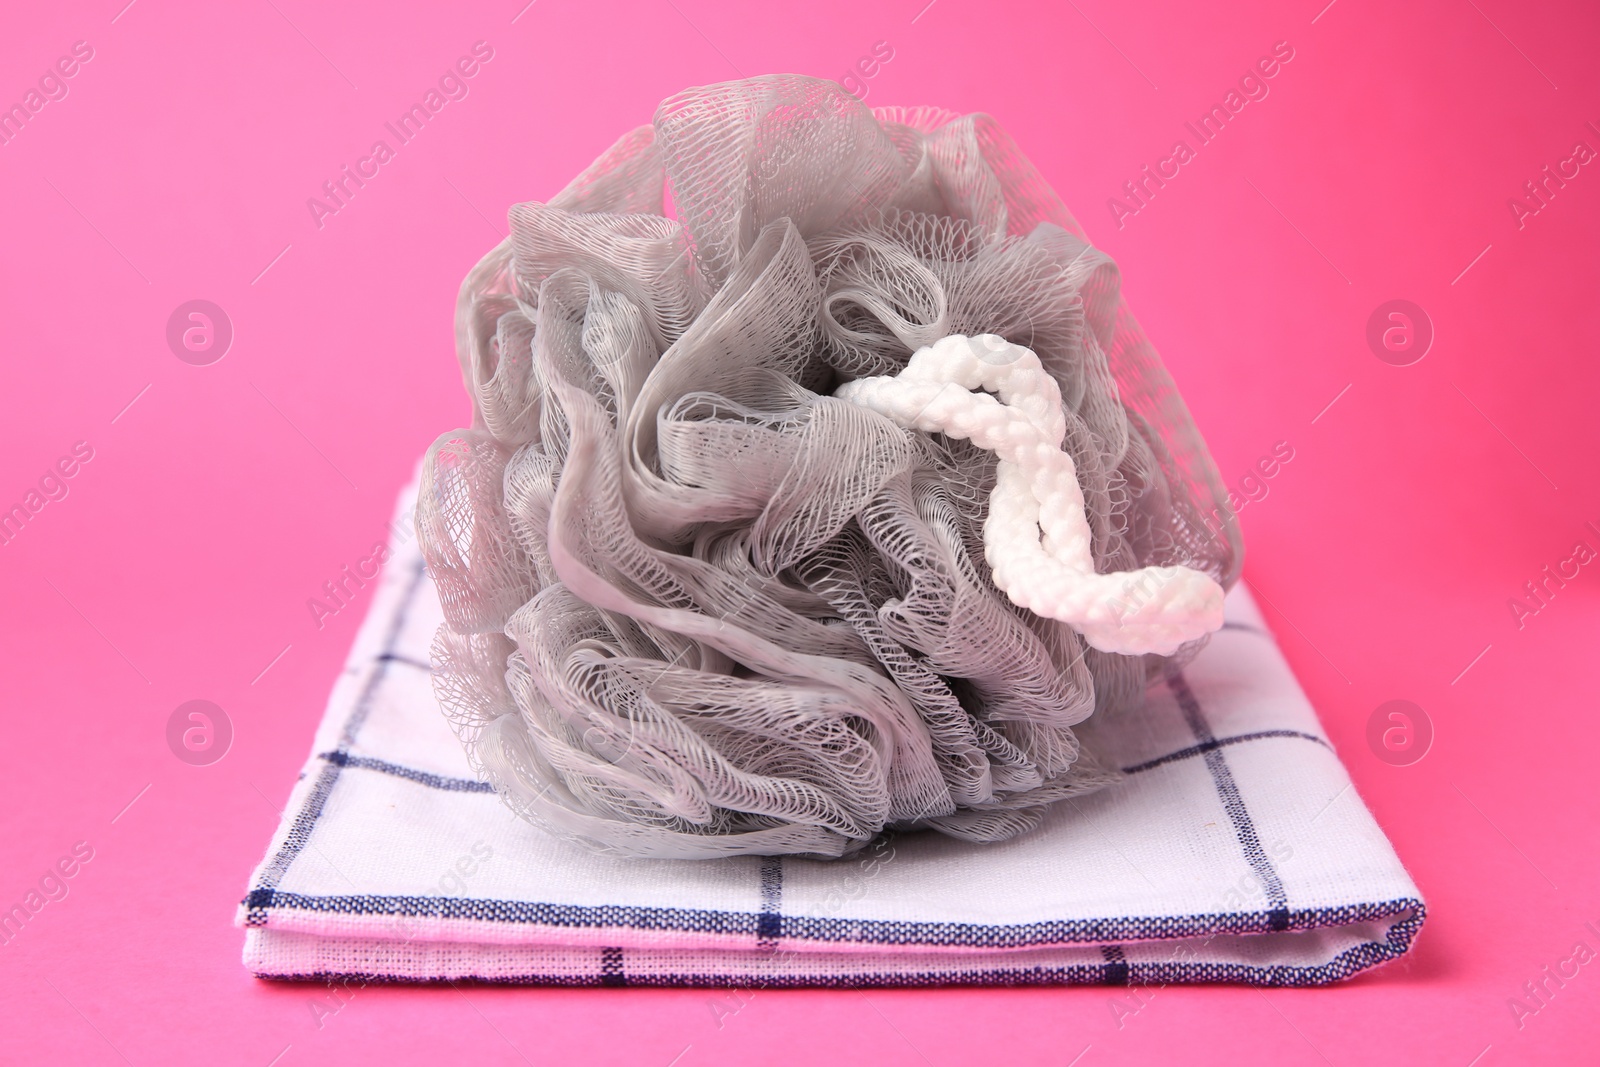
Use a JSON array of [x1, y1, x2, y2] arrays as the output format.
[[418, 75, 1242, 859]]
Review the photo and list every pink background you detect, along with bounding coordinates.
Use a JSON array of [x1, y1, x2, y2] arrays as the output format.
[[3, 0, 1597, 1063]]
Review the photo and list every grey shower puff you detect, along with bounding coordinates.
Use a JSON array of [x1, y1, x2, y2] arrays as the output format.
[[417, 75, 1241, 859]]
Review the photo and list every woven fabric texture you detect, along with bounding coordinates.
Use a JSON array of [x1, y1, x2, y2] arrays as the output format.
[[239, 481, 1423, 988]]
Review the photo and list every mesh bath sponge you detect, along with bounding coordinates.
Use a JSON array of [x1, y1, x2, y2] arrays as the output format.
[[418, 75, 1242, 859]]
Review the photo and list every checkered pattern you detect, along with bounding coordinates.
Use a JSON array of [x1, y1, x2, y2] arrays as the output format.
[[238, 482, 1424, 987]]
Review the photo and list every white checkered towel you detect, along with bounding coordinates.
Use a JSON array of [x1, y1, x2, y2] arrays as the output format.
[[238, 482, 1424, 987]]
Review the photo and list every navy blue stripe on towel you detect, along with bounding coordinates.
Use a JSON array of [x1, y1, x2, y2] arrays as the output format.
[[1100, 944, 1129, 986], [1121, 730, 1329, 775], [757, 857, 784, 948], [317, 751, 494, 793], [599, 947, 627, 987], [256, 900, 1424, 989], [246, 889, 1421, 952], [1168, 673, 1291, 932], [245, 558, 428, 925], [1221, 621, 1268, 636]]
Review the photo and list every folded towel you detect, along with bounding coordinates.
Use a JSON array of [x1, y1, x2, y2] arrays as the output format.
[[238, 480, 1424, 987]]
